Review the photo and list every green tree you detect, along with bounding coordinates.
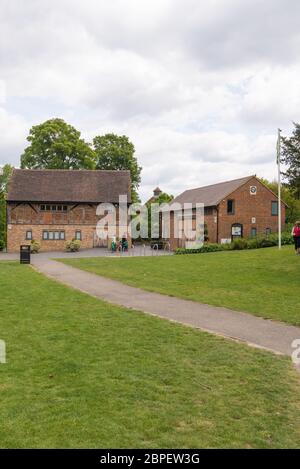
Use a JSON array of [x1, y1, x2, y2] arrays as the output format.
[[0, 164, 14, 248], [281, 123, 300, 198], [93, 133, 142, 201], [0, 164, 13, 194], [20, 118, 95, 170], [146, 191, 174, 240]]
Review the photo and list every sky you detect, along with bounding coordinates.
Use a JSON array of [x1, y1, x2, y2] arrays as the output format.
[[1, 0, 300, 201]]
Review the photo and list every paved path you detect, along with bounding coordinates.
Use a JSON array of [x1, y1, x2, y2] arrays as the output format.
[[0, 245, 172, 262], [32, 257, 300, 360]]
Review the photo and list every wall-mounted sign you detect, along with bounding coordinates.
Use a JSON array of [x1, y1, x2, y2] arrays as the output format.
[[250, 186, 257, 195], [232, 225, 242, 236], [251, 217, 256, 224]]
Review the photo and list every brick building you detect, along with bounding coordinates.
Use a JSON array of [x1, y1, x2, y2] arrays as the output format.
[[6, 169, 131, 252], [168, 175, 286, 249]]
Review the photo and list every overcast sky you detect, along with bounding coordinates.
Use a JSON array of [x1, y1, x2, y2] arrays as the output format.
[[1, 0, 299, 200]]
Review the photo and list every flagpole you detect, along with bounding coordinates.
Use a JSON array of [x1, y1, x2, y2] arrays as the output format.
[[277, 128, 282, 250]]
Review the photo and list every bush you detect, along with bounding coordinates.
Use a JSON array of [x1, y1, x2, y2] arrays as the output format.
[[175, 243, 224, 254], [0, 239, 5, 251], [65, 239, 81, 252], [281, 231, 294, 245], [30, 240, 40, 253], [231, 238, 248, 250], [245, 238, 259, 249], [174, 230, 294, 255], [257, 237, 277, 248]]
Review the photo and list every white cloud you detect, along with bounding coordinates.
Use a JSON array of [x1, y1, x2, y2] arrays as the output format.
[[0, 0, 299, 200], [0, 108, 29, 166]]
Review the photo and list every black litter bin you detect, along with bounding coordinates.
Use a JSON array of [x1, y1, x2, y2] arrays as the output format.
[[20, 245, 31, 264]]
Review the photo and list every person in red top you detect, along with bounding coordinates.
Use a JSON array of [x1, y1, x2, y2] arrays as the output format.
[[291, 221, 300, 255]]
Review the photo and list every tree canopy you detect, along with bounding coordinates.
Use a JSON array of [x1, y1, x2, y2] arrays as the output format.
[[0, 164, 14, 195], [281, 122, 300, 198], [20, 118, 95, 170], [20, 120, 143, 200], [0, 164, 14, 248], [93, 133, 142, 201]]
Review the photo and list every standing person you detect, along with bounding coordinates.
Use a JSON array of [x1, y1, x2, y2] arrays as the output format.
[[291, 221, 300, 255]]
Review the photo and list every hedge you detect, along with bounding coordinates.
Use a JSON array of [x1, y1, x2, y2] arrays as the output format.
[[175, 232, 294, 255]]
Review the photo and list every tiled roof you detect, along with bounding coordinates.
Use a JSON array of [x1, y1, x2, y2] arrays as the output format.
[[7, 169, 131, 203], [172, 175, 255, 207]]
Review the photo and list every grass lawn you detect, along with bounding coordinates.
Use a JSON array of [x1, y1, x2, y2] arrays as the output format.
[[61, 246, 300, 326], [0, 262, 300, 448]]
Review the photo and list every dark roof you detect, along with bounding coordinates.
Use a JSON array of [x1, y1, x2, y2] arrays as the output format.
[[7, 169, 131, 203], [172, 175, 255, 207]]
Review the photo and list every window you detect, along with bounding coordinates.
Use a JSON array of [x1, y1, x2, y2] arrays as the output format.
[[42, 230, 65, 240], [227, 199, 235, 215], [26, 230, 32, 240], [251, 227, 257, 238], [271, 201, 278, 216], [40, 204, 68, 212], [266, 227, 271, 235], [75, 230, 81, 241]]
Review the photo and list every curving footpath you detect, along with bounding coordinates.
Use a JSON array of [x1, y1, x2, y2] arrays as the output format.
[[32, 257, 300, 367]]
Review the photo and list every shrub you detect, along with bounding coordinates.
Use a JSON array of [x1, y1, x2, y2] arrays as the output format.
[[0, 239, 5, 251], [245, 238, 259, 249], [200, 243, 224, 253], [65, 239, 81, 252], [30, 240, 40, 253], [281, 231, 294, 245], [257, 236, 277, 248], [174, 230, 294, 255], [175, 243, 224, 254], [231, 238, 248, 250]]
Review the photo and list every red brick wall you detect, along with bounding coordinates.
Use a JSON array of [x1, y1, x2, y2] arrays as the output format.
[[217, 176, 285, 242], [205, 208, 218, 243], [6, 202, 130, 252], [7, 224, 96, 252]]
